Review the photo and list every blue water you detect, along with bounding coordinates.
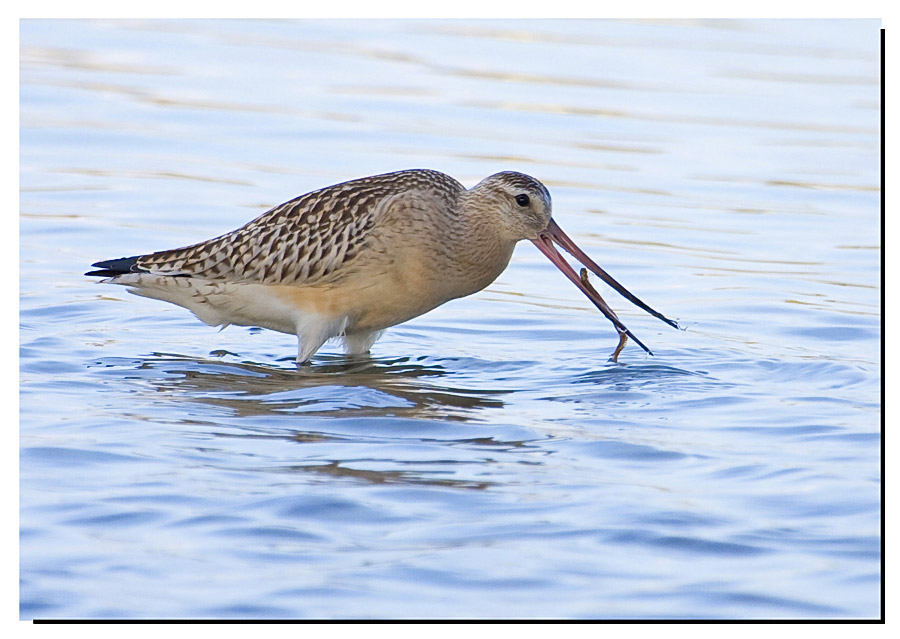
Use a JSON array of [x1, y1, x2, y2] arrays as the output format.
[[20, 19, 881, 619]]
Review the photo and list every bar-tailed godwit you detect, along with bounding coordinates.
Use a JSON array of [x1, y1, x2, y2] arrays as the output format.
[[87, 169, 678, 363]]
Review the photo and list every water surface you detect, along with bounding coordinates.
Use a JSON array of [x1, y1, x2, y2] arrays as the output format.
[[20, 19, 881, 619]]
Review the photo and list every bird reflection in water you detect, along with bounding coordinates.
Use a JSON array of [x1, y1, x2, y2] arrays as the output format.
[[95, 351, 509, 421]]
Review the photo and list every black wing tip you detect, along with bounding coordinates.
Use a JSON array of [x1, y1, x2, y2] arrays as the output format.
[[85, 255, 142, 277]]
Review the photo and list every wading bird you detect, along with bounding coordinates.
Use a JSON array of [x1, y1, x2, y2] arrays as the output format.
[[87, 169, 678, 363]]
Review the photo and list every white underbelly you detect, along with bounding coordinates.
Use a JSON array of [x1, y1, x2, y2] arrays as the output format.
[[114, 273, 313, 335]]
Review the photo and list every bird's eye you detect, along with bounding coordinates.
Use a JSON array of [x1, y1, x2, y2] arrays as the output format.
[[515, 194, 530, 207]]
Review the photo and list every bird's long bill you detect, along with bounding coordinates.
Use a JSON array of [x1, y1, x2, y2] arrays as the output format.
[[531, 218, 679, 356]]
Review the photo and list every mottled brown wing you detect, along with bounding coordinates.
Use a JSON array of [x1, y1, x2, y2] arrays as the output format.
[[133, 169, 464, 285]]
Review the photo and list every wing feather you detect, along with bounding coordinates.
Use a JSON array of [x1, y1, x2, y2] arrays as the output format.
[[130, 169, 464, 285]]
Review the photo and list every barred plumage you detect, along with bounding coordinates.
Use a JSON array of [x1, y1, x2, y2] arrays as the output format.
[[132, 169, 464, 285]]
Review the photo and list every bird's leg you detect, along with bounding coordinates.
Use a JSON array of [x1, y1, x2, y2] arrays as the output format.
[[343, 330, 383, 357], [296, 336, 314, 366]]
